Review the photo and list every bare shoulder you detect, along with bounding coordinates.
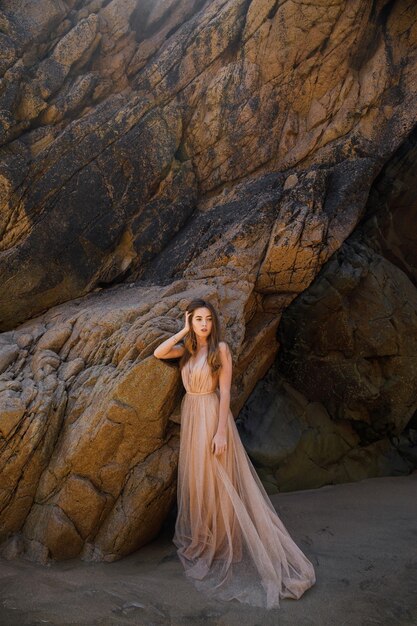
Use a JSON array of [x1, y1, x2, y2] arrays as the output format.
[[218, 341, 232, 358]]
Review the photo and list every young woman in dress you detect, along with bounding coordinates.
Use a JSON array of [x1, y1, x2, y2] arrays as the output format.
[[153, 298, 316, 609]]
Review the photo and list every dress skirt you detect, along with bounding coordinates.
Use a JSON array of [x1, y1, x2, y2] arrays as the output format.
[[173, 354, 316, 609]]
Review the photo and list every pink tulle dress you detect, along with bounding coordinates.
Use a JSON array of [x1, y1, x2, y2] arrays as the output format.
[[173, 349, 316, 609]]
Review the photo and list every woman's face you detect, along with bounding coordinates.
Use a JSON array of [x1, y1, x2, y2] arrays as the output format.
[[192, 307, 213, 340]]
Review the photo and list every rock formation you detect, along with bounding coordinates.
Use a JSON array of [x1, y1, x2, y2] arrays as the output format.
[[0, 0, 417, 561], [238, 121, 417, 492]]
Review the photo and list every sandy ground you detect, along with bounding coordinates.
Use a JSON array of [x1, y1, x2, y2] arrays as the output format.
[[1, 471, 417, 626]]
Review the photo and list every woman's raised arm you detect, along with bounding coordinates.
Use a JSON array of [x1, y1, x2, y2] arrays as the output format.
[[153, 311, 190, 359]]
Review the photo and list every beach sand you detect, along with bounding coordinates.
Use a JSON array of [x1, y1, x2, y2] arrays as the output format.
[[1, 471, 416, 626]]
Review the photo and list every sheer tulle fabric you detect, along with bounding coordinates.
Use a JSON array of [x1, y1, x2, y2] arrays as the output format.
[[173, 352, 316, 609]]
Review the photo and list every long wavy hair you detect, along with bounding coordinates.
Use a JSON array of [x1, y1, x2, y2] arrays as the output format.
[[179, 299, 223, 374]]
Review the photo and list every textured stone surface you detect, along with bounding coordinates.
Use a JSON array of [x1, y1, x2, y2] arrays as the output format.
[[238, 126, 417, 492], [277, 238, 417, 434], [1, 0, 417, 329], [0, 0, 417, 562], [238, 363, 413, 494]]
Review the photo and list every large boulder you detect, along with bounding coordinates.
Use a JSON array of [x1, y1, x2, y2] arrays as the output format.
[[237, 363, 412, 493], [0, 284, 184, 562], [277, 238, 417, 437]]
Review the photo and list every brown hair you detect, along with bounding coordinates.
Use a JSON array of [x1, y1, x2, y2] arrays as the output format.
[[179, 299, 223, 374]]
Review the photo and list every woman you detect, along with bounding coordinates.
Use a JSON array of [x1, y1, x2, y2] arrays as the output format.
[[153, 298, 316, 609]]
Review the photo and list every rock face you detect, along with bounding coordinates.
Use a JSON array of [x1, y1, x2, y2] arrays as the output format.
[[0, 284, 184, 562], [0, 0, 417, 562], [1, 0, 417, 329], [277, 237, 417, 437], [237, 364, 413, 494], [238, 125, 417, 492]]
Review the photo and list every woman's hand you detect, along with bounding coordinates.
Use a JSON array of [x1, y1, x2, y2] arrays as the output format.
[[211, 431, 227, 456], [183, 310, 192, 333]]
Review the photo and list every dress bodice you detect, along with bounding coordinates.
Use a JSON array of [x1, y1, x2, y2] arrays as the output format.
[[181, 352, 219, 395]]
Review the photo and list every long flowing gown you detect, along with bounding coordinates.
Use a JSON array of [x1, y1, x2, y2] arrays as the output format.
[[173, 349, 316, 609]]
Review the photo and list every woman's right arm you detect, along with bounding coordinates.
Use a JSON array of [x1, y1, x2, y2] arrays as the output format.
[[153, 312, 190, 359]]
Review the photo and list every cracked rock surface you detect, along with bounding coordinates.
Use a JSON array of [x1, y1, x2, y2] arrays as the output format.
[[239, 122, 417, 492]]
